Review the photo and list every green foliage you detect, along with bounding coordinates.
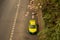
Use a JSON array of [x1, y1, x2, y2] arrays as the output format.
[[38, 0, 60, 40]]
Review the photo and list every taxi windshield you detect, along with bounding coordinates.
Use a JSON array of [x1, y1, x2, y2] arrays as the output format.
[[30, 25, 36, 28]]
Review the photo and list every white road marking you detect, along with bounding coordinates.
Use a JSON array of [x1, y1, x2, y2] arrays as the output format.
[[32, 12, 35, 15], [40, 5, 42, 8], [9, 0, 21, 40], [32, 15, 34, 19], [25, 11, 29, 17]]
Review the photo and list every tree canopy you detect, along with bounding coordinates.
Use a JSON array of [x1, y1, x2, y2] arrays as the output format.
[[37, 0, 60, 40]]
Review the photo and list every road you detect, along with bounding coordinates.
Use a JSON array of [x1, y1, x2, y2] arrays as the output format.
[[0, 0, 19, 40], [0, 0, 38, 40]]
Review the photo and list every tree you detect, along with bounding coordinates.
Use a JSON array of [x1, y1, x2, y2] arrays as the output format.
[[37, 0, 60, 40]]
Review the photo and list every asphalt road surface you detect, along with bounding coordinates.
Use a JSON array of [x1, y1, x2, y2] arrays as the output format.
[[0, 0, 38, 40]]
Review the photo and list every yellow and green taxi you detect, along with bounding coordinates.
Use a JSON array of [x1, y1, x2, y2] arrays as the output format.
[[28, 19, 38, 34]]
